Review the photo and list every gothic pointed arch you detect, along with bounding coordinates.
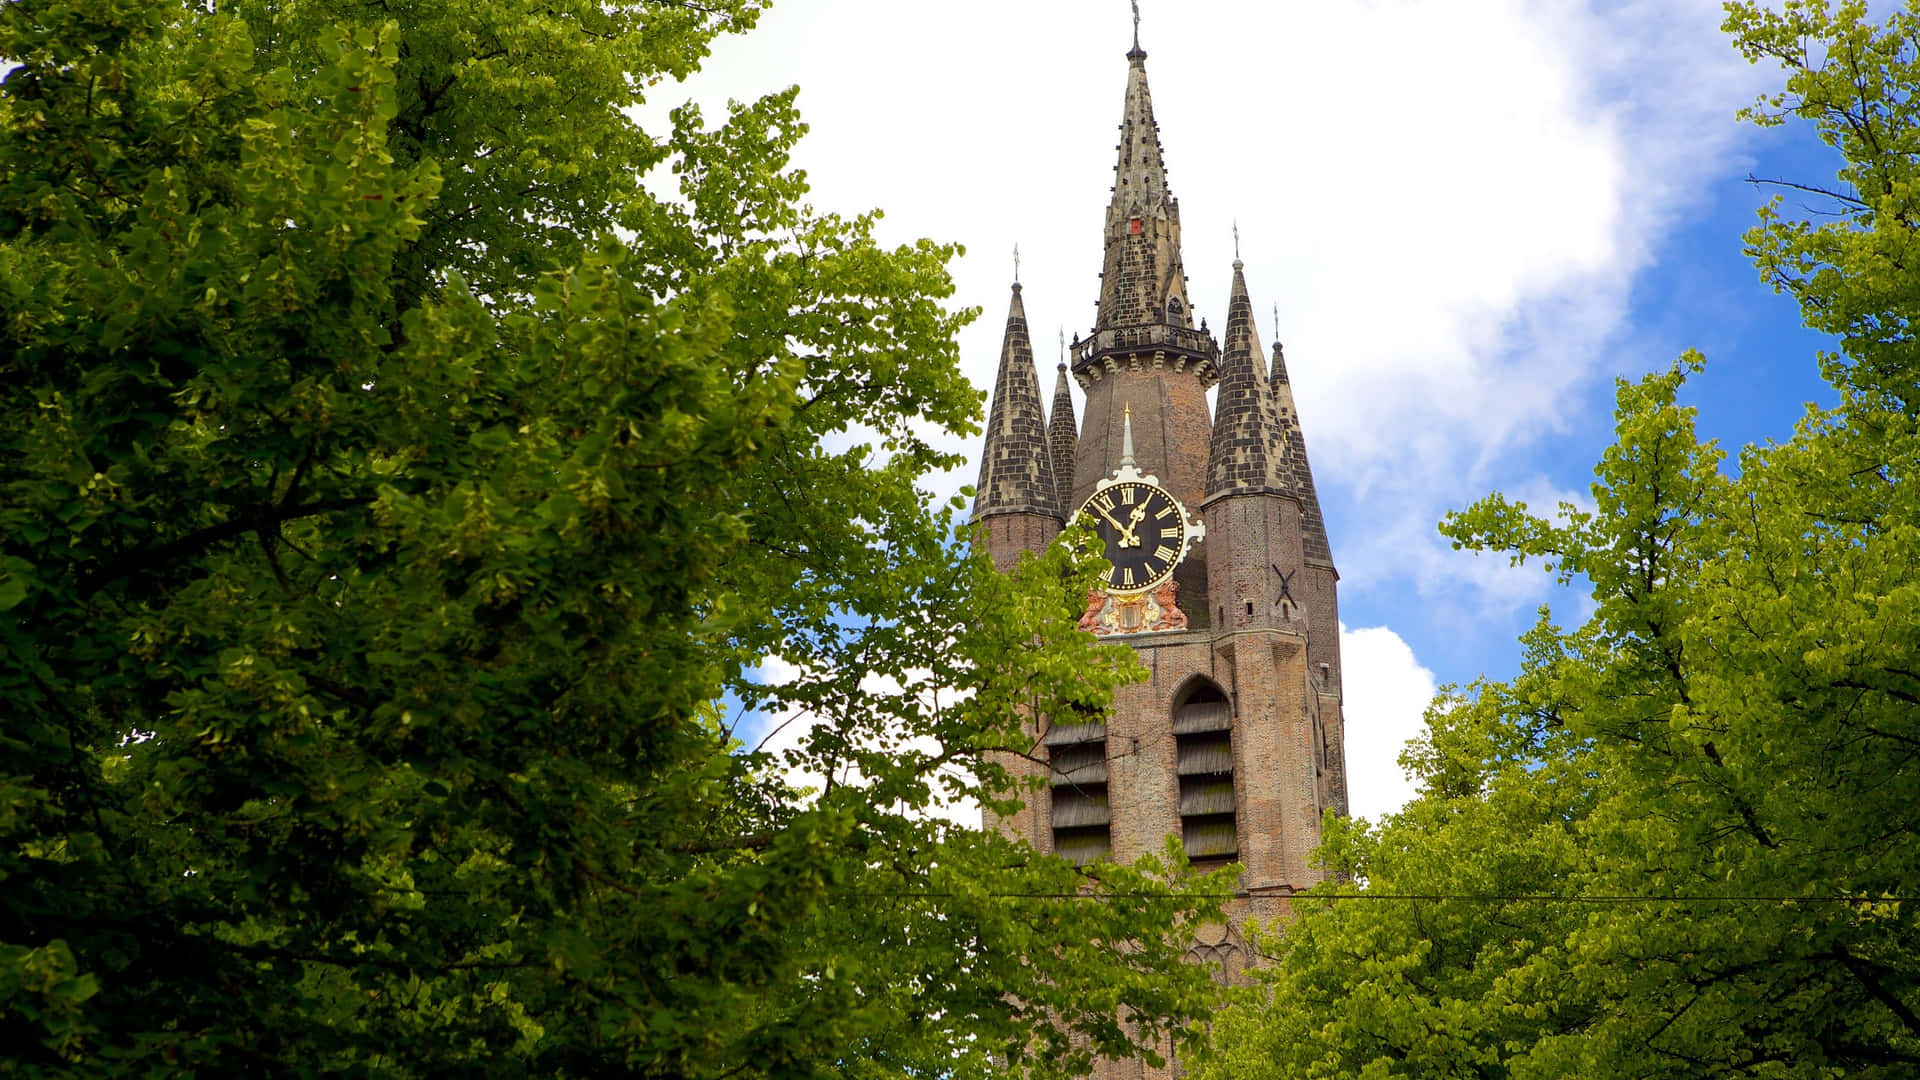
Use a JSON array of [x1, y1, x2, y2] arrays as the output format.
[[1170, 678, 1237, 865], [1169, 673, 1228, 717], [1044, 701, 1112, 866], [1187, 920, 1250, 985]]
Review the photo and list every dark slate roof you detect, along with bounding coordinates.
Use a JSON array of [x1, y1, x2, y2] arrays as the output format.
[[1205, 261, 1282, 501], [1269, 342, 1334, 567], [972, 284, 1062, 522], [1048, 362, 1079, 517], [1093, 48, 1194, 335]]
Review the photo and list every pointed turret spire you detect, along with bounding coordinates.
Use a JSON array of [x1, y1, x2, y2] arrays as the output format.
[[1048, 352, 1078, 516], [1094, 39, 1196, 337], [972, 283, 1062, 523], [1267, 339, 1334, 566], [1064, 36, 1218, 511], [1205, 260, 1282, 500]]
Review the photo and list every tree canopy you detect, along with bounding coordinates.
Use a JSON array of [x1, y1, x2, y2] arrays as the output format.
[[0, 0, 1222, 1075], [1194, 3, 1920, 1077]]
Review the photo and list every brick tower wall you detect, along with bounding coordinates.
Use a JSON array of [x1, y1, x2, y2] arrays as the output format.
[[977, 512, 1062, 576]]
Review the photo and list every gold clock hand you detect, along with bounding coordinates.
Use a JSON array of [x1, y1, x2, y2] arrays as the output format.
[[1093, 502, 1133, 539]]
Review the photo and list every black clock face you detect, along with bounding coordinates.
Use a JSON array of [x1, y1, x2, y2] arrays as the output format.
[[1077, 482, 1187, 593]]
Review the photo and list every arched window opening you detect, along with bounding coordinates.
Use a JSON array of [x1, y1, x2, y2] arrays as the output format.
[[1173, 682, 1237, 865], [1045, 709, 1111, 865]]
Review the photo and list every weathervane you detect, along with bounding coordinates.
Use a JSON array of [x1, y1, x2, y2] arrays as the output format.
[[1273, 303, 1280, 341], [1232, 219, 1241, 261], [1059, 327, 1066, 366], [1131, 0, 1141, 49], [1013, 242, 1021, 284]]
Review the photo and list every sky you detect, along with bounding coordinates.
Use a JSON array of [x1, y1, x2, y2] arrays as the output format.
[[667, 0, 1845, 820]]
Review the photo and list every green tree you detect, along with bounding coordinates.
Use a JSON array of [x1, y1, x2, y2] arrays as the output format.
[[0, 0, 1222, 1075], [1194, 2, 1920, 1077]]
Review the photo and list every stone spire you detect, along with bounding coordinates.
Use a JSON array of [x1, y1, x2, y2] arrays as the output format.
[[1205, 260, 1282, 501], [1094, 43, 1195, 336], [1065, 35, 1218, 514], [1268, 340, 1334, 565], [1048, 357, 1079, 517], [972, 283, 1062, 523]]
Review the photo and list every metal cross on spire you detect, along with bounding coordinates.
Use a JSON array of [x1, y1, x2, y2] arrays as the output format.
[[1131, 0, 1141, 49], [1273, 303, 1280, 342], [1013, 242, 1021, 284], [1233, 219, 1241, 261]]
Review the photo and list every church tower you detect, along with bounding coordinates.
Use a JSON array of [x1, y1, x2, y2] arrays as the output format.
[[971, 28, 1349, 1076]]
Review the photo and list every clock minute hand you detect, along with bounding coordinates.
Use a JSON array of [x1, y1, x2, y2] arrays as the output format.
[[1092, 502, 1142, 548]]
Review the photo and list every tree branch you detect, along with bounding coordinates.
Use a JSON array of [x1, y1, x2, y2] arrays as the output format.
[[78, 496, 372, 597], [1745, 173, 1868, 209], [1830, 943, 1920, 1039]]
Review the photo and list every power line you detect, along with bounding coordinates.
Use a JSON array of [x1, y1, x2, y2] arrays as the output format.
[[833, 890, 1917, 905]]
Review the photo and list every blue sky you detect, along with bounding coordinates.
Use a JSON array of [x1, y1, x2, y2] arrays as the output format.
[[669, 0, 1851, 817], [1388, 108, 1844, 681]]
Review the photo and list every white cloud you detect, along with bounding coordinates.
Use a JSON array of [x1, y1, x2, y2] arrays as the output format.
[[748, 623, 1437, 831], [1341, 471, 1596, 616], [656, 1, 1747, 804], [740, 658, 982, 828], [659, 0, 1768, 621], [1225, 0, 1764, 616], [1341, 623, 1439, 821]]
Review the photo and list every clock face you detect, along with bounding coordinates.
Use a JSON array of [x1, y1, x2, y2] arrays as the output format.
[[1077, 481, 1188, 593]]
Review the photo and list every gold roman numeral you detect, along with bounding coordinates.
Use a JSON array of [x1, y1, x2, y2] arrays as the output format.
[[1154, 545, 1176, 562], [1154, 504, 1174, 520], [1121, 567, 1136, 588], [1093, 493, 1115, 513], [1160, 526, 1180, 540], [1120, 486, 1136, 505]]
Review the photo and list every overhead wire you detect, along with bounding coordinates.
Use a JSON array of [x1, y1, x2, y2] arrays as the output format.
[[830, 890, 1918, 905]]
